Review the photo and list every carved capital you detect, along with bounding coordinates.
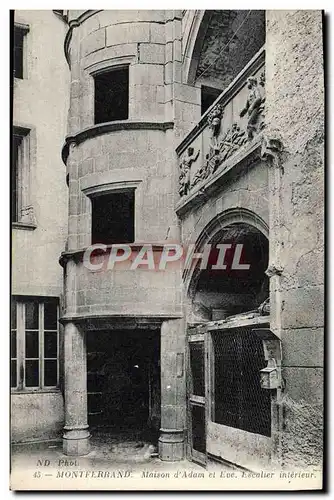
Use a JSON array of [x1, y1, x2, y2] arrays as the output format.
[[265, 263, 284, 278], [261, 134, 283, 162]]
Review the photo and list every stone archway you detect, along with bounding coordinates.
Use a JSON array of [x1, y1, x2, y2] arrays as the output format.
[[184, 208, 269, 324], [182, 10, 265, 89]]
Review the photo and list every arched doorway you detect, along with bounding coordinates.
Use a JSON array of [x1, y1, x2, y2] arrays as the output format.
[[188, 221, 269, 323], [186, 214, 274, 469]]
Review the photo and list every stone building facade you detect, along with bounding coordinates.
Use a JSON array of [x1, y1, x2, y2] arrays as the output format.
[[11, 10, 324, 471]]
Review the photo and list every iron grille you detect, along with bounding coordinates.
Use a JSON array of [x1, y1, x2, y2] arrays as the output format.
[[189, 342, 205, 397], [213, 327, 271, 437]]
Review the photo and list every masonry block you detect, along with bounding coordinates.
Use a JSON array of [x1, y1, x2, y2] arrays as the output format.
[[281, 327, 323, 368], [280, 285, 324, 329], [106, 23, 150, 46], [139, 43, 165, 64], [174, 82, 200, 104], [150, 22, 165, 44], [282, 367, 323, 405], [81, 28, 105, 58]]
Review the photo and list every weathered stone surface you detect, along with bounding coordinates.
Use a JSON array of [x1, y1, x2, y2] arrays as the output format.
[[280, 395, 323, 468], [82, 44, 138, 69], [131, 63, 164, 85], [106, 23, 150, 46], [11, 393, 64, 443], [280, 286, 324, 329], [150, 23, 165, 44], [81, 28, 105, 57], [174, 82, 200, 104], [97, 9, 165, 27], [139, 43, 165, 64], [281, 327, 323, 367]]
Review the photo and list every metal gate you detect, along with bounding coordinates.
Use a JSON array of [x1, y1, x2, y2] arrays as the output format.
[[188, 320, 274, 469]]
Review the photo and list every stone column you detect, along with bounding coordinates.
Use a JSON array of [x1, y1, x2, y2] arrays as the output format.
[[63, 321, 90, 456], [159, 318, 186, 461]]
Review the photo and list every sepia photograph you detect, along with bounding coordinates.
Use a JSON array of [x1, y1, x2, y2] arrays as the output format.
[[10, 7, 325, 491]]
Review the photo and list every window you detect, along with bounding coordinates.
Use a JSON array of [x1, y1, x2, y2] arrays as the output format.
[[94, 67, 129, 124], [201, 86, 222, 115], [13, 24, 29, 79], [12, 126, 34, 225], [91, 190, 135, 245], [11, 298, 59, 390], [212, 328, 271, 437]]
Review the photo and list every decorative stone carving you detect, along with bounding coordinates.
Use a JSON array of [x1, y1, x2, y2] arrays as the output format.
[[258, 297, 270, 316], [179, 147, 200, 197], [207, 104, 223, 148], [191, 153, 211, 188], [190, 122, 247, 190], [21, 205, 37, 225], [179, 71, 266, 197], [219, 123, 248, 162], [240, 75, 265, 139], [261, 134, 283, 160]]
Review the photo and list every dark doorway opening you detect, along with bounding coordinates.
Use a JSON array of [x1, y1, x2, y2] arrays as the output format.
[[87, 329, 160, 442]]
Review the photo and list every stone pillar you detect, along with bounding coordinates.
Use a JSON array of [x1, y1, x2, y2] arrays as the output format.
[[63, 322, 90, 456], [159, 318, 186, 461]]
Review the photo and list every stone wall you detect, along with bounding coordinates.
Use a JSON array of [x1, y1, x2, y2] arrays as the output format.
[[11, 392, 64, 443], [265, 10, 324, 468], [12, 10, 69, 443], [64, 11, 184, 319], [12, 10, 69, 297], [180, 159, 269, 249]]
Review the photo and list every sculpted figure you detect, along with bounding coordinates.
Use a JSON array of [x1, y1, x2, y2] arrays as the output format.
[[218, 123, 247, 162], [240, 76, 263, 140], [179, 147, 200, 197], [207, 104, 223, 148], [191, 153, 212, 188]]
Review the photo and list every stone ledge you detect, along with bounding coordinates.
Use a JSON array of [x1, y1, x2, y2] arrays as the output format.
[[59, 313, 183, 330], [12, 221, 37, 231], [61, 120, 174, 164], [59, 242, 171, 266]]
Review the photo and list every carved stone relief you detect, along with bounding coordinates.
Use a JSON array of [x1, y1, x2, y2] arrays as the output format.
[[240, 73, 265, 139], [179, 72, 266, 197], [179, 147, 200, 197]]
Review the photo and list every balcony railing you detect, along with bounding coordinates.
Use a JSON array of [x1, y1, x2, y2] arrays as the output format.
[[176, 47, 265, 212]]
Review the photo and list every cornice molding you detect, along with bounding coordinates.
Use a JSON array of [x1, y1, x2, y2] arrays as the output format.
[[59, 242, 173, 267], [64, 10, 102, 66], [62, 120, 174, 164]]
